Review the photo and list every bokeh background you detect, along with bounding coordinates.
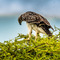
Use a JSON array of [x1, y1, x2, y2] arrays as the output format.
[[0, 0, 60, 42]]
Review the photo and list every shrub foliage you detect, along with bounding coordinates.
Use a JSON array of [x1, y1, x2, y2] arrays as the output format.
[[0, 27, 60, 60]]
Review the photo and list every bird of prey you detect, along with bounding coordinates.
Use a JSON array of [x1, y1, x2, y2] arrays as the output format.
[[18, 11, 54, 41]]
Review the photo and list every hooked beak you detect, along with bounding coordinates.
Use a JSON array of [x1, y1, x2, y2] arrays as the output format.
[[20, 22, 21, 25], [18, 17, 22, 25]]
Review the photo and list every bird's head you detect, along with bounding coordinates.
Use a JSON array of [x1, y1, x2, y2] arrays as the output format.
[[18, 15, 22, 25]]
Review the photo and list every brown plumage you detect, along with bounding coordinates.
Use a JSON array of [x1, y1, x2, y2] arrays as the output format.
[[18, 11, 54, 40]]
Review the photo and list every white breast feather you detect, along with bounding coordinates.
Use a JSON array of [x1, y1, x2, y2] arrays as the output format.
[[26, 22, 46, 34]]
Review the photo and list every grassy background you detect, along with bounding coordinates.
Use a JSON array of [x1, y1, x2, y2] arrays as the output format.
[[0, 27, 60, 60]]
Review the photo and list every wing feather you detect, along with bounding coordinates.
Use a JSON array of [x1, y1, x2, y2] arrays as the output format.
[[19, 11, 54, 30], [22, 11, 50, 25]]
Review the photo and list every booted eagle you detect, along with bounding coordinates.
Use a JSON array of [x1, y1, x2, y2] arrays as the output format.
[[18, 11, 54, 40]]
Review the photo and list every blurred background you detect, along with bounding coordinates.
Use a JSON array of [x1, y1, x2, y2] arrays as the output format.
[[0, 0, 60, 42]]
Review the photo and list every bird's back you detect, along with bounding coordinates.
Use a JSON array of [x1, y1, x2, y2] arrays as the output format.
[[21, 11, 51, 26], [18, 11, 54, 30]]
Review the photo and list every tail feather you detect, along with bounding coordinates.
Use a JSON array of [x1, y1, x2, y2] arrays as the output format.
[[45, 29, 52, 36], [41, 26, 52, 36]]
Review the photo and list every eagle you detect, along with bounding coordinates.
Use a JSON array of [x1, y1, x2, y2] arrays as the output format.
[[18, 11, 54, 41]]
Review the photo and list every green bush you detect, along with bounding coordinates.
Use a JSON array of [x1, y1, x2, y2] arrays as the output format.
[[0, 27, 60, 60]]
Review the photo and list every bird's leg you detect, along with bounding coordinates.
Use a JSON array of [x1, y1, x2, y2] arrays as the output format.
[[35, 32, 39, 41], [29, 30, 32, 39], [26, 23, 32, 40], [24, 29, 32, 40]]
